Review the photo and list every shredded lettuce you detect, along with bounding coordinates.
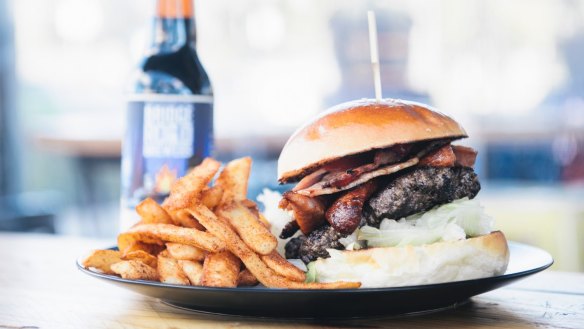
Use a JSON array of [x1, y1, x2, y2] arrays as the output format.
[[338, 230, 365, 250], [358, 197, 493, 248], [305, 262, 317, 283]]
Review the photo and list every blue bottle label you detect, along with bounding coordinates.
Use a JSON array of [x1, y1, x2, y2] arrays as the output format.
[[142, 102, 195, 158], [122, 94, 213, 206]]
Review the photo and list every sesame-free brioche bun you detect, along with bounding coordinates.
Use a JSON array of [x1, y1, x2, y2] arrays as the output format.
[[278, 99, 467, 183], [311, 231, 509, 288]]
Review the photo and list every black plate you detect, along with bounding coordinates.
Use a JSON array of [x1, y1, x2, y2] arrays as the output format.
[[77, 241, 552, 318]]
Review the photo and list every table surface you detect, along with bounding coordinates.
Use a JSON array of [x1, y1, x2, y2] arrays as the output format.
[[0, 233, 583, 329]]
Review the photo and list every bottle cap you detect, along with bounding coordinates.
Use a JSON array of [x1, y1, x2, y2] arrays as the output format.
[[157, 0, 193, 18]]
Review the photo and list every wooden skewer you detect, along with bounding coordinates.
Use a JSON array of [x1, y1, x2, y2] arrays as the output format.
[[367, 11, 383, 102]]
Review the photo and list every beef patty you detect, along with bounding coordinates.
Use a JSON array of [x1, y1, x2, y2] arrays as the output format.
[[288, 225, 345, 264], [287, 166, 481, 263], [364, 166, 480, 226]]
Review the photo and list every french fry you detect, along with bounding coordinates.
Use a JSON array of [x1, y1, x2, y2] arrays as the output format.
[[189, 206, 280, 287], [261, 250, 306, 282], [117, 232, 136, 255], [123, 250, 158, 268], [162, 158, 221, 211], [166, 243, 206, 261], [216, 157, 251, 204], [129, 223, 224, 252], [237, 269, 258, 287], [118, 233, 165, 257], [189, 206, 360, 289], [200, 250, 241, 287], [201, 186, 224, 210], [217, 201, 277, 255], [83, 250, 123, 275], [258, 213, 271, 229], [240, 198, 260, 217], [157, 255, 190, 285], [178, 260, 204, 285], [171, 209, 205, 230], [111, 260, 158, 281], [138, 242, 165, 256], [136, 198, 173, 224], [237, 198, 271, 228], [241, 200, 271, 231]]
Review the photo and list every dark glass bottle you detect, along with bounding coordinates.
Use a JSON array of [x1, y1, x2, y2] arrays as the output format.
[[121, 0, 213, 230]]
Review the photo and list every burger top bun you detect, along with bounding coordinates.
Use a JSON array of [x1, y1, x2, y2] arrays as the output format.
[[278, 98, 467, 183]]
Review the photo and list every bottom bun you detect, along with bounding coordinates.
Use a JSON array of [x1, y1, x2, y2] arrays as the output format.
[[311, 231, 509, 288]]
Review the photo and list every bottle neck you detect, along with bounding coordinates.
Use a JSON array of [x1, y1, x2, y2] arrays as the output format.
[[150, 0, 196, 52]]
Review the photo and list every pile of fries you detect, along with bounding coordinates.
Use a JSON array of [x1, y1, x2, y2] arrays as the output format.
[[83, 157, 360, 289]]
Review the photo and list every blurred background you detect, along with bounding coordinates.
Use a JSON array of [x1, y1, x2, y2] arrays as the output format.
[[0, 0, 583, 271]]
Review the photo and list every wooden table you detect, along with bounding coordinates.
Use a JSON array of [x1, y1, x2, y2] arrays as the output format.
[[0, 233, 582, 329]]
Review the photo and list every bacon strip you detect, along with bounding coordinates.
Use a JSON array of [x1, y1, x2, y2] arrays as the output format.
[[305, 146, 412, 191], [453, 145, 477, 168], [419, 145, 456, 167], [319, 165, 373, 190], [296, 157, 419, 197], [280, 220, 299, 239], [293, 169, 327, 192], [325, 180, 378, 234], [279, 192, 327, 234]]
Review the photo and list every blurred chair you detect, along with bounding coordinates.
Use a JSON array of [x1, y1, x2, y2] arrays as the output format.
[[33, 133, 121, 236], [0, 192, 59, 233]]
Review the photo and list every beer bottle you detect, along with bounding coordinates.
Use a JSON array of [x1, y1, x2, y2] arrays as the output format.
[[120, 0, 213, 230]]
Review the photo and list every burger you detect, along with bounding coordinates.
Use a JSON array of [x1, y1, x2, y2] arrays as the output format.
[[274, 98, 509, 288]]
